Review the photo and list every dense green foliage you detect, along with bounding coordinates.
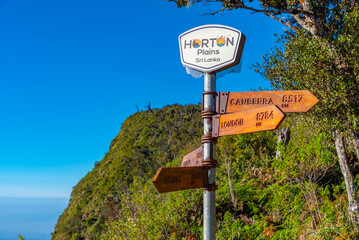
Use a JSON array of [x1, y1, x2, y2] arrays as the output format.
[[53, 104, 359, 239]]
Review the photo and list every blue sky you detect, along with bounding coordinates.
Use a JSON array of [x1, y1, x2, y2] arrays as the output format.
[[0, 0, 284, 199]]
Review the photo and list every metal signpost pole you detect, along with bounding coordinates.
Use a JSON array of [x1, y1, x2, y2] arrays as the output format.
[[202, 72, 217, 240]]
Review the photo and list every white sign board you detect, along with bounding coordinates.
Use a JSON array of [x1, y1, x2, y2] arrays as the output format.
[[179, 25, 245, 73]]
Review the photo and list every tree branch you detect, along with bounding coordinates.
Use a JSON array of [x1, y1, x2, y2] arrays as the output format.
[[265, 13, 297, 32], [200, 0, 313, 19], [230, 2, 301, 16]]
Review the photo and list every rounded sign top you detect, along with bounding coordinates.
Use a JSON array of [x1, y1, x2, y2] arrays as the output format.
[[179, 24, 246, 73]]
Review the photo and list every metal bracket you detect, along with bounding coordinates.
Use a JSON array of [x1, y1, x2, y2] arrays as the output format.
[[201, 142, 216, 168], [212, 115, 220, 138], [202, 110, 217, 119], [202, 91, 217, 115], [203, 184, 218, 191], [202, 160, 218, 168], [202, 135, 218, 144], [202, 166, 217, 191], [216, 92, 229, 114]]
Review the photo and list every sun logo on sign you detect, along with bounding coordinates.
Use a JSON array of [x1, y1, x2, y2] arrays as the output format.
[[192, 39, 201, 48], [217, 37, 225, 47]]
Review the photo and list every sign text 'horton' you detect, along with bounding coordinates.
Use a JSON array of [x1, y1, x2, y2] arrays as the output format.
[[179, 25, 246, 73]]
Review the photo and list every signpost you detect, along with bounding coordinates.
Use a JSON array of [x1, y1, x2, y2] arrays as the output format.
[[179, 25, 246, 240], [152, 23, 318, 240], [181, 146, 203, 167], [153, 167, 208, 193], [217, 90, 319, 114], [212, 105, 286, 137], [179, 25, 246, 73]]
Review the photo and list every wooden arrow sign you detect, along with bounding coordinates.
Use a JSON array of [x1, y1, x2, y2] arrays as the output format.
[[217, 90, 319, 114], [153, 167, 208, 193], [181, 146, 203, 167], [213, 105, 286, 137]]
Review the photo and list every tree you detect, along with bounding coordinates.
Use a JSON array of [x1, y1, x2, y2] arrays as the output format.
[[169, 0, 359, 223], [252, 4, 359, 223], [254, 24, 359, 223], [276, 127, 290, 160]]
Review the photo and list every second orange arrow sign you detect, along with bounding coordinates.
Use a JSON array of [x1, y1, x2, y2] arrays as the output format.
[[213, 105, 286, 137]]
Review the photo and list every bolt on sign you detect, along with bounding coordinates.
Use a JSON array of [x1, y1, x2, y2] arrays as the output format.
[[181, 146, 203, 167], [153, 167, 208, 193], [212, 105, 286, 137], [217, 90, 319, 114], [179, 25, 246, 73]]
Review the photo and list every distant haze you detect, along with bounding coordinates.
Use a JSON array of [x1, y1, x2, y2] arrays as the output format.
[[0, 198, 68, 240]]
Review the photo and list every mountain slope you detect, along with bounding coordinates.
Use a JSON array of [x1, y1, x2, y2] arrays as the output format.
[[51, 104, 203, 239]]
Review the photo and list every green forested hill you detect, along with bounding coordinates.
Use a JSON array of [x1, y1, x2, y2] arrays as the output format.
[[52, 103, 359, 240], [52, 104, 203, 239]]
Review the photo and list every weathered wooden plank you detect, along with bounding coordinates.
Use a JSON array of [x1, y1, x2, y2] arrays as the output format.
[[153, 167, 208, 193], [181, 146, 203, 167]]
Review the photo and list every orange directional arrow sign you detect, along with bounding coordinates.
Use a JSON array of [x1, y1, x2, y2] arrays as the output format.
[[153, 167, 208, 193], [213, 105, 286, 137], [181, 146, 203, 167], [217, 90, 319, 114]]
